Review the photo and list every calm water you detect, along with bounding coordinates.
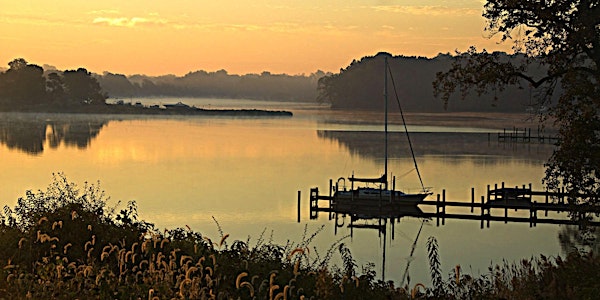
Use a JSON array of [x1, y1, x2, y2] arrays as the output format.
[[0, 100, 564, 285]]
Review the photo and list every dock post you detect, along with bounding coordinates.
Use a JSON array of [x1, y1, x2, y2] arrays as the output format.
[[297, 191, 301, 223], [480, 196, 485, 229], [436, 193, 440, 227], [529, 201, 536, 227], [545, 188, 549, 217], [471, 187, 475, 213], [442, 189, 446, 225], [328, 179, 333, 220], [334, 213, 338, 235], [310, 188, 318, 220]]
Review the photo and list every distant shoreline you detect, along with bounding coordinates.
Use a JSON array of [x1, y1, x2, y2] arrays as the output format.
[[0, 103, 294, 117]]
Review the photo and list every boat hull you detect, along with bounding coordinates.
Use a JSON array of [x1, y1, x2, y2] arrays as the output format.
[[332, 188, 429, 218]]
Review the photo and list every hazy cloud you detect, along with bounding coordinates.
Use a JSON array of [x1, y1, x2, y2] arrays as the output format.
[[92, 16, 167, 27], [372, 5, 480, 16]]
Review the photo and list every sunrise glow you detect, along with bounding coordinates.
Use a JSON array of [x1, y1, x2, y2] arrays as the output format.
[[0, 0, 511, 76]]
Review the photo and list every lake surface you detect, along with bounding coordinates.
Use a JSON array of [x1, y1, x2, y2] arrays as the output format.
[[0, 100, 565, 286]]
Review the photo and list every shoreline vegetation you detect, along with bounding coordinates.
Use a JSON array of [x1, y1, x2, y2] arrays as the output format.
[[0, 102, 294, 117], [0, 58, 294, 118], [0, 174, 598, 299]]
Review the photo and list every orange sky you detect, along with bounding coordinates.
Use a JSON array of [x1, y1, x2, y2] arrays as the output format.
[[0, 1, 512, 76]]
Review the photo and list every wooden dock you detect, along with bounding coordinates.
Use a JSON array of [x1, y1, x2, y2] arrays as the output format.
[[303, 182, 600, 230], [493, 127, 558, 144]]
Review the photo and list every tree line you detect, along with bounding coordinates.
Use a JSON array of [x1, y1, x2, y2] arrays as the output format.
[[0, 58, 106, 109], [96, 70, 326, 102], [317, 52, 552, 113]]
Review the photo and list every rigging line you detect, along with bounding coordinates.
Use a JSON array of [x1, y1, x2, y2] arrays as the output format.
[[400, 219, 426, 287], [386, 62, 426, 192]]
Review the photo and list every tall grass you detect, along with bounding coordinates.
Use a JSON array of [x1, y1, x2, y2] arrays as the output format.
[[0, 174, 598, 299]]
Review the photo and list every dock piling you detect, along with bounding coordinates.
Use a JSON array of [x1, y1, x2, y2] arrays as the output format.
[[297, 191, 301, 223]]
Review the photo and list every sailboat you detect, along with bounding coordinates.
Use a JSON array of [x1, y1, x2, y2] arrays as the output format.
[[330, 56, 431, 216]]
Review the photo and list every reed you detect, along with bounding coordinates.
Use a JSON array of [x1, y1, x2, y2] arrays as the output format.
[[0, 174, 597, 299]]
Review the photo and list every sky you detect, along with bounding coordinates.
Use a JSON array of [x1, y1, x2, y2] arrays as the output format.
[[0, 0, 512, 76]]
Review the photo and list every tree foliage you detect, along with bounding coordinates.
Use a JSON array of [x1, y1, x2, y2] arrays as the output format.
[[0, 58, 107, 109], [433, 0, 599, 205], [316, 52, 535, 112]]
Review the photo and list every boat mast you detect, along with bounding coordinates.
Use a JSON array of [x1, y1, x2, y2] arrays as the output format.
[[384, 56, 389, 190]]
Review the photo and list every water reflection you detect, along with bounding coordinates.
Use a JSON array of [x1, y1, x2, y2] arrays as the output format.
[[0, 114, 107, 155], [318, 130, 555, 164]]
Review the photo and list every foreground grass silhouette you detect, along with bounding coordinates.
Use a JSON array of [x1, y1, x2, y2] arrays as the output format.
[[0, 174, 598, 299]]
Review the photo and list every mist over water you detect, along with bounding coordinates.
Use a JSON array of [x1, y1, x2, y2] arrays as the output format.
[[0, 99, 562, 285]]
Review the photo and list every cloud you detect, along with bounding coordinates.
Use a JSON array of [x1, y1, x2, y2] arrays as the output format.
[[92, 16, 167, 28], [87, 9, 121, 15], [372, 5, 480, 16]]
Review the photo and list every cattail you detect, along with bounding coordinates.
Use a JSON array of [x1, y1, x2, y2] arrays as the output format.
[[83, 266, 93, 277], [37, 216, 48, 225], [205, 266, 213, 277], [63, 243, 72, 254], [411, 283, 425, 299], [139, 260, 149, 270], [236, 272, 248, 288], [142, 240, 149, 253], [84, 241, 92, 251], [219, 234, 229, 248], [197, 256, 205, 267], [287, 248, 305, 261], [455, 265, 461, 285], [293, 261, 300, 276], [160, 238, 169, 249], [240, 282, 254, 297], [180, 255, 192, 267], [186, 266, 198, 281], [270, 285, 280, 300], [179, 278, 192, 296]]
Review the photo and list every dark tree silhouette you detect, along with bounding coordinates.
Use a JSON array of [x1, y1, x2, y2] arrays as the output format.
[[433, 0, 599, 208], [62, 68, 106, 105], [0, 59, 108, 109], [0, 58, 47, 106]]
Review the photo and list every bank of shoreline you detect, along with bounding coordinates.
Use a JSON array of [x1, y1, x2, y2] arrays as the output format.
[[0, 103, 294, 117]]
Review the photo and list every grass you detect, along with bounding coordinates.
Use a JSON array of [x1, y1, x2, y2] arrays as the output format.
[[0, 174, 598, 299]]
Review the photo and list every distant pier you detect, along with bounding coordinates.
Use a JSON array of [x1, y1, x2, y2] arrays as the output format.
[[492, 127, 558, 144]]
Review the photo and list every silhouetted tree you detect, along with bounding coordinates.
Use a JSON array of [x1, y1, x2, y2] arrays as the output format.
[[62, 68, 106, 105], [46, 72, 66, 104], [433, 0, 599, 208], [0, 58, 47, 106]]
